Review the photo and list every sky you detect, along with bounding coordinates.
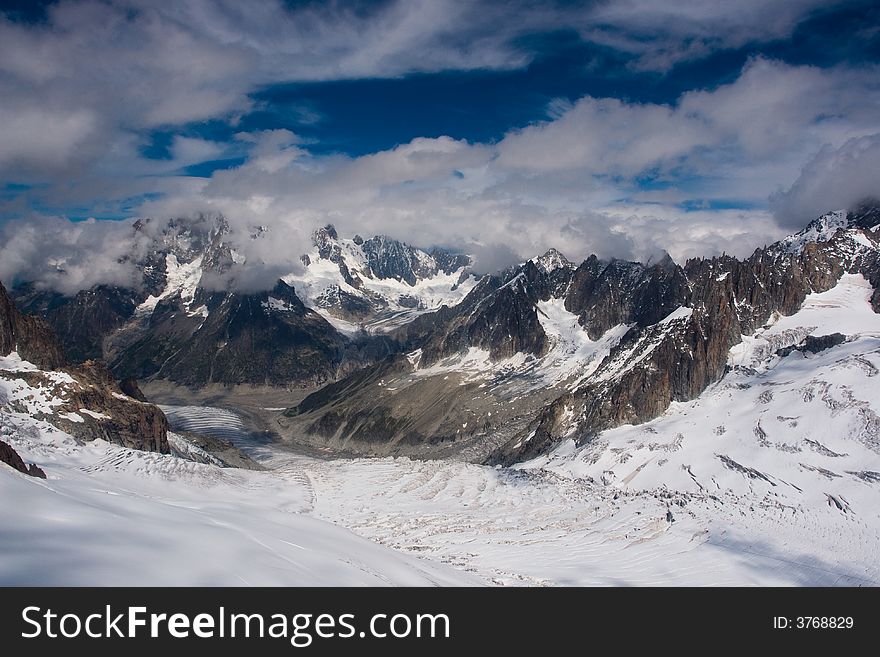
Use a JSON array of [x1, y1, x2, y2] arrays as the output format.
[[0, 0, 879, 293]]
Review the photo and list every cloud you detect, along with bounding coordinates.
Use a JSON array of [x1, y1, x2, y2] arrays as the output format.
[[498, 58, 880, 184], [497, 96, 711, 175], [0, 0, 843, 183], [581, 0, 843, 71], [1, 3, 878, 294], [771, 134, 880, 227], [0, 216, 146, 294], [5, 55, 874, 294]]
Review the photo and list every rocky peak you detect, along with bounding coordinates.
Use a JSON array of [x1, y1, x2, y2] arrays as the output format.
[[313, 224, 341, 262], [564, 256, 689, 339], [772, 200, 880, 258], [532, 248, 573, 274], [776, 209, 849, 255], [0, 439, 46, 478], [847, 199, 880, 230], [361, 235, 422, 285]]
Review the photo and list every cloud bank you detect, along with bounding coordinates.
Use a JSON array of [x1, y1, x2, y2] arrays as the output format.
[[1, 1, 878, 293]]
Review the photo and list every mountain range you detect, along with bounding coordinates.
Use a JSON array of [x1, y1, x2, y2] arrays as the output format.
[[3, 201, 880, 468]]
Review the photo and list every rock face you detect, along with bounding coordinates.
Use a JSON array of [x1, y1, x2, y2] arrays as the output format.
[[0, 280, 66, 370], [0, 439, 46, 478], [109, 279, 349, 387], [12, 284, 143, 362], [777, 333, 847, 357], [360, 235, 469, 286], [565, 253, 691, 339], [297, 224, 475, 329], [1, 280, 170, 454]]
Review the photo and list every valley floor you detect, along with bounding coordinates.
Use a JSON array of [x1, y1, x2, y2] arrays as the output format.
[[4, 394, 876, 586]]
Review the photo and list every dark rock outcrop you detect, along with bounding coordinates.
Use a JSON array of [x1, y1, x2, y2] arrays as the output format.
[[119, 377, 148, 401], [777, 333, 847, 357], [12, 284, 143, 363], [0, 439, 46, 478], [565, 253, 690, 339], [0, 280, 66, 370]]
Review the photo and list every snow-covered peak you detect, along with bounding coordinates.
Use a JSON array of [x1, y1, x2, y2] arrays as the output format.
[[777, 209, 850, 255], [532, 248, 573, 274], [286, 226, 477, 334]]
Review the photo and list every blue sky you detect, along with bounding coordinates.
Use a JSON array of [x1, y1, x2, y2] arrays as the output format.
[[1, 0, 879, 291]]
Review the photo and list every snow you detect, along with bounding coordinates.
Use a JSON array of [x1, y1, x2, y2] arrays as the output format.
[[729, 274, 880, 370], [5, 311, 880, 587], [262, 296, 298, 313], [315, 312, 363, 337], [0, 351, 38, 372], [531, 248, 573, 274], [658, 305, 693, 324], [0, 407, 477, 586], [405, 299, 628, 392], [135, 254, 206, 318], [535, 298, 629, 389], [167, 431, 225, 467], [411, 347, 530, 384], [850, 231, 876, 249], [3, 269, 880, 586], [79, 408, 111, 420], [779, 209, 848, 254], [514, 273, 880, 584], [284, 240, 477, 334], [0, 367, 77, 416]]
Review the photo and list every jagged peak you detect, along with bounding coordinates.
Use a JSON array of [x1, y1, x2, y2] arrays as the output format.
[[773, 205, 880, 256], [847, 198, 880, 231], [644, 251, 677, 271], [532, 248, 573, 274], [313, 224, 338, 242]]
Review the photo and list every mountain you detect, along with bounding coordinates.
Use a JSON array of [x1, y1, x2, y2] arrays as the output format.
[[1, 280, 169, 456], [286, 224, 476, 333], [282, 203, 880, 464], [13, 217, 476, 388]]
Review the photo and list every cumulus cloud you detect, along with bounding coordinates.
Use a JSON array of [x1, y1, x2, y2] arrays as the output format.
[[0, 217, 146, 295], [0, 0, 843, 182], [771, 134, 880, 227], [172, 59, 873, 279], [2, 2, 878, 294], [499, 58, 880, 185]]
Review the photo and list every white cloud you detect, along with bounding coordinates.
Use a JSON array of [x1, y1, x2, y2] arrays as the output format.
[[0, 216, 146, 295], [0, 105, 98, 171], [581, 0, 842, 71], [497, 96, 711, 174], [771, 134, 880, 227], [1, 3, 878, 294], [42, 58, 867, 292], [0, 0, 844, 181]]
